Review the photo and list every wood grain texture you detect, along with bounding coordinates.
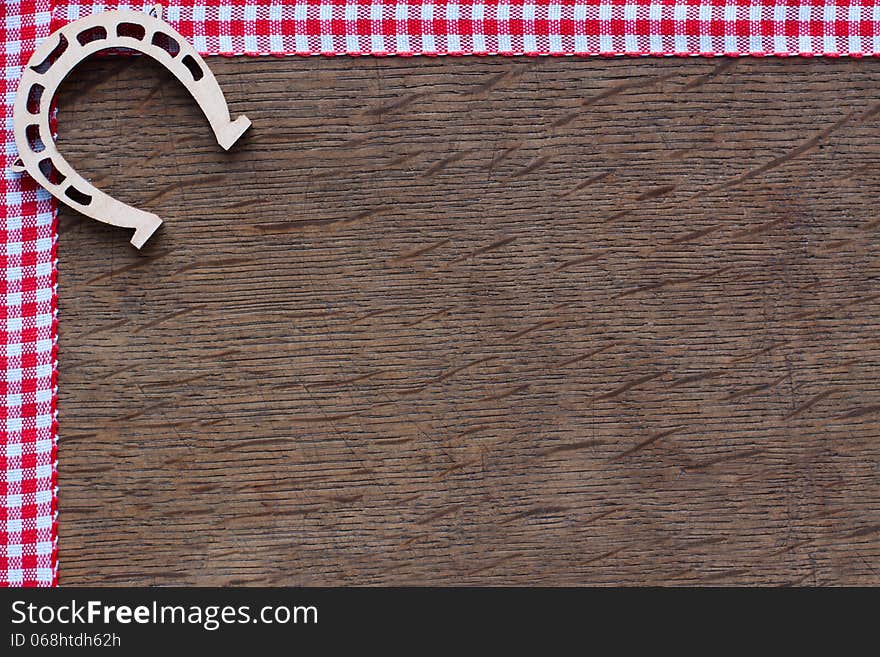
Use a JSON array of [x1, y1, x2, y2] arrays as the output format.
[[54, 54, 880, 585]]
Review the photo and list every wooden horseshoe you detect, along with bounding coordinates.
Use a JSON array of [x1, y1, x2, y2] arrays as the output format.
[[10, 5, 251, 248]]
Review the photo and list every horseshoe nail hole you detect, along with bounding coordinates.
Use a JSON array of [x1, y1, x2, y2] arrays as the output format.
[[26, 124, 45, 153], [27, 84, 44, 114], [77, 26, 107, 46], [38, 158, 66, 185], [181, 55, 204, 81], [65, 186, 92, 206], [116, 22, 146, 40], [151, 32, 180, 57], [31, 33, 68, 74]]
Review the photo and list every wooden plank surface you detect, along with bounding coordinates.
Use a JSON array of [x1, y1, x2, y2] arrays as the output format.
[[55, 54, 880, 585]]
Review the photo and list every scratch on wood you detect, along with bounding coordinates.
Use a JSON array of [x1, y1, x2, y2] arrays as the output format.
[[539, 439, 603, 457], [597, 372, 663, 400], [612, 427, 682, 460]]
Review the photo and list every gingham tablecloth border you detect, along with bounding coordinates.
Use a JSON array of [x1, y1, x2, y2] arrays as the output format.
[[1, 0, 57, 588], [54, 2, 880, 58]]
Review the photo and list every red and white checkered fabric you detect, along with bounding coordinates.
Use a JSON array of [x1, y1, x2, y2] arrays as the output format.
[[4, 1, 880, 587], [54, 1, 880, 57], [0, 0, 57, 588]]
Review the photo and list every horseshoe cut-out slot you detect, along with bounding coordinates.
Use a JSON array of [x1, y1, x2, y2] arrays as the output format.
[[181, 55, 204, 81], [27, 84, 44, 114], [31, 33, 69, 74], [65, 186, 92, 206], [38, 158, 66, 185], [116, 22, 146, 40], [25, 124, 45, 153], [77, 26, 107, 46], [151, 31, 181, 57]]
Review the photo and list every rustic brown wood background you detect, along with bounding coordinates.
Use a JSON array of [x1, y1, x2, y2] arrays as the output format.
[[54, 54, 880, 585]]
